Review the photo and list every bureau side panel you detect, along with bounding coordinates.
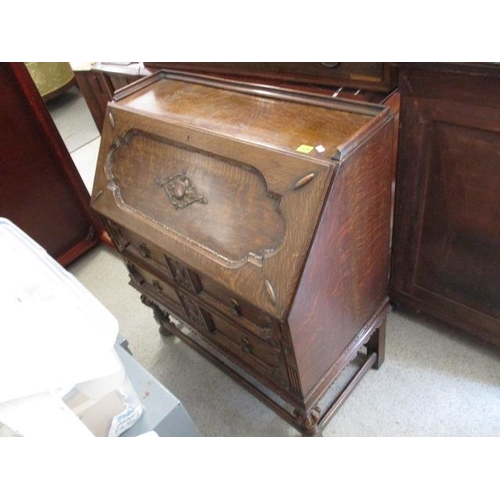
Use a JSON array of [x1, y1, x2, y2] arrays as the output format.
[[288, 119, 393, 396]]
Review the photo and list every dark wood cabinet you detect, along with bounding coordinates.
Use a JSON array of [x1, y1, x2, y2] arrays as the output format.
[[73, 69, 113, 134], [0, 63, 100, 266], [390, 63, 500, 346], [73, 63, 151, 132], [144, 62, 398, 93], [90, 72, 395, 435]]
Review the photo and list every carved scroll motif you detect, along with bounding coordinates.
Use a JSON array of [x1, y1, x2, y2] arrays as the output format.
[[179, 294, 215, 335]]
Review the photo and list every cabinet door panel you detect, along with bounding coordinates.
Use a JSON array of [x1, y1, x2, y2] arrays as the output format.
[[414, 117, 500, 317], [391, 83, 500, 343]]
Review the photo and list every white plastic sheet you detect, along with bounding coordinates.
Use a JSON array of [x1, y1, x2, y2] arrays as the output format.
[[0, 218, 119, 403]]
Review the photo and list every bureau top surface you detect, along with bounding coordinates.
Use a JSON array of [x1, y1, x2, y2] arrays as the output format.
[[112, 72, 381, 161]]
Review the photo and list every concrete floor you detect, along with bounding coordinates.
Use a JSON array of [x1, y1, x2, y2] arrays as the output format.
[[49, 86, 500, 437]]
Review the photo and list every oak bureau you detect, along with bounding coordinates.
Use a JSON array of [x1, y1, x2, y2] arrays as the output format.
[[90, 71, 395, 436]]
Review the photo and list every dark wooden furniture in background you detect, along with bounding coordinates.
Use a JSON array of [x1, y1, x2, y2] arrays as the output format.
[[72, 68, 112, 133], [73, 63, 151, 133], [145, 62, 398, 93], [0, 62, 100, 266], [390, 63, 500, 347], [90, 72, 395, 435]]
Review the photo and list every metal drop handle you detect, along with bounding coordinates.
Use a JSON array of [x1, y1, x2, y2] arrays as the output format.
[[229, 299, 241, 316], [241, 338, 253, 354], [138, 242, 150, 258]]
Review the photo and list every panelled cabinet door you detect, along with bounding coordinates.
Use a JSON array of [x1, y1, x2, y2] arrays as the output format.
[[391, 64, 500, 346]]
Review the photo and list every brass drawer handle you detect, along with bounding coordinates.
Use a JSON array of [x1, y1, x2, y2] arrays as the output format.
[[126, 262, 145, 286], [241, 338, 253, 354], [321, 62, 339, 68], [229, 299, 241, 316]]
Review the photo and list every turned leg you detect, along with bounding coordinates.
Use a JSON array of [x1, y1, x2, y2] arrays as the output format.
[[366, 319, 386, 369], [155, 310, 178, 337], [140, 294, 178, 337]]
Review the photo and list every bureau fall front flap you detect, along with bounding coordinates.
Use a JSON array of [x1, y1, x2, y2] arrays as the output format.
[[91, 72, 389, 319]]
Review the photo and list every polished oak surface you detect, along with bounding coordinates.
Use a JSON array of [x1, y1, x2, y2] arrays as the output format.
[[93, 73, 390, 319], [118, 78, 374, 157]]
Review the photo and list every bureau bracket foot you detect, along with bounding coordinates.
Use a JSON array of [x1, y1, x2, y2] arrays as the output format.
[[140, 294, 177, 337], [293, 406, 322, 436]]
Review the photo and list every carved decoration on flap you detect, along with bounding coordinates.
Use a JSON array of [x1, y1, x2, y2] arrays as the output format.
[[156, 172, 207, 210], [104, 130, 286, 269]]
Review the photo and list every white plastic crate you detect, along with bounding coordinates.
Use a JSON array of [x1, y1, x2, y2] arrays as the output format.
[[0, 218, 146, 436], [0, 217, 121, 403]]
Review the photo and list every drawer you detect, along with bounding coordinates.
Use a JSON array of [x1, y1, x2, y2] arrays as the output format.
[[109, 218, 280, 342], [105, 220, 174, 280], [210, 311, 289, 388], [198, 275, 278, 342], [177, 292, 288, 388], [115, 224, 203, 295], [126, 260, 184, 317]]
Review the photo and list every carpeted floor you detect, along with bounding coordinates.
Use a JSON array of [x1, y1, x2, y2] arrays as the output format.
[[69, 243, 500, 437]]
